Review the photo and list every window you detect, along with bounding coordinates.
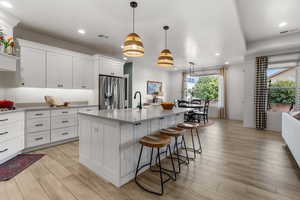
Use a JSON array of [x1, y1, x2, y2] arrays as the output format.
[[186, 75, 219, 106], [267, 67, 296, 112]]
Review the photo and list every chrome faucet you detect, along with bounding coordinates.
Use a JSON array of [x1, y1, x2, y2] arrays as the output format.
[[134, 91, 142, 110]]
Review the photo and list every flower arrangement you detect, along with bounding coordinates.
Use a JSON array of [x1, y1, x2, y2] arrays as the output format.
[[0, 34, 15, 55]]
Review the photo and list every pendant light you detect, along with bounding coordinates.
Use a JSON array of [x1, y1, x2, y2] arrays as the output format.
[[157, 26, 174, 67], [123, 1, 144, 57]]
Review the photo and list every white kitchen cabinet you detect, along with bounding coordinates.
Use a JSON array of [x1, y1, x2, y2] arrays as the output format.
[[73, 57, 94, 89], [0, 112, 24, 164], [19, 46, 46, 87], [46, 51, 73, 89], [100, 57, 124, 77]]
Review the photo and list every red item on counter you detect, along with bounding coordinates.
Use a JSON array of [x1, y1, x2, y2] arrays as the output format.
[[0, 100, 15, 109]]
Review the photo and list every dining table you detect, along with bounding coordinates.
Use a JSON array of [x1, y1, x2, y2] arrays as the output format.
[[178, 103, 204, 109]]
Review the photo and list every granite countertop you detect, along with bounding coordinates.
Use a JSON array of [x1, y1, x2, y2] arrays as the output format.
[[78, 107, 190, 124], [0, 104, 98, 114]]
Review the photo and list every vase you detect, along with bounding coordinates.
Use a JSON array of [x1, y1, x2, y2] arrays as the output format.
[[4, 46, 13, 55]]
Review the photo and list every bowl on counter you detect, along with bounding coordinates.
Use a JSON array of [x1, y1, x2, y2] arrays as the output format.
[[160, 102, 175, 110]]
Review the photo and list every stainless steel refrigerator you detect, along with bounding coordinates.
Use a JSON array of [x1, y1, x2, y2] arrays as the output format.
[[98, 75, 128, 110]]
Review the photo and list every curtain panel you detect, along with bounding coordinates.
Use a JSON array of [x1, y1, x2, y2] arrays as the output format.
[[255, 56, 268, 130], [219, 67, 228, 119], [295, 66, 300, 111]]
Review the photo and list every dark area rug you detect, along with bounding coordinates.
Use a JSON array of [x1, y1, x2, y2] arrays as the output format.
[[0, 154, 44, 181]]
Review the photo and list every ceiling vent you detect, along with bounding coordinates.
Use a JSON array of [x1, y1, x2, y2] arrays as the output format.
[[280, 28, 300, 35], [97, 34, 109, 39]]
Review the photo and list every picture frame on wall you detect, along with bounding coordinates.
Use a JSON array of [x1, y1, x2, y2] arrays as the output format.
[[147, 81, 163, 96]]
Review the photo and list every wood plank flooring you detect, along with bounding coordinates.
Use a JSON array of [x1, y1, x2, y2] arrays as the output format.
[[1, 120, 300, 200]]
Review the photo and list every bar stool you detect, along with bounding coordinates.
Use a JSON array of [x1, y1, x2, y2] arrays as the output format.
[[160, 128, 189, 173], [177, 122, 202, 160], [135, 134, 176, 196]]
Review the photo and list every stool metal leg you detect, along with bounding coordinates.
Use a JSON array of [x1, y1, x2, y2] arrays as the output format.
[[135, 144, 176, 196], [167, 144, 176, 180], [157, 148, 164, 195], [195, 127, 202, 153], [175, 137, 181, 173], [190, 129, 197, 159], [182, 136, 190, 165], [135, 145, 144, 179]]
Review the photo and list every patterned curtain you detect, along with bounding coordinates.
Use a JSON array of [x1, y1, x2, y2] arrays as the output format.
[[255, 56, 268, 130], [295, 65, 300, 111]]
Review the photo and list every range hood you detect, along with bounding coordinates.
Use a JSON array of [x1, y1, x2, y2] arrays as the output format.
[[0, 8, 20, 71]]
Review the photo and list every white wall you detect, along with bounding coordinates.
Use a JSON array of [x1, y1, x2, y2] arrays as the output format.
[[132, 60, 171, 108], [169, 71, 183, 101], [227, 64, 244, 120]]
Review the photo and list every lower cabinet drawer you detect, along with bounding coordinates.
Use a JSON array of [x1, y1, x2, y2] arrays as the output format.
[[0, 123, 24, 143], [26, 131, 50, 148], [78, 107, 98, 113], [51, 115, 76, 129], [51, 127, 77, 143], [0, 136, 24, 162], [27, 118, 50, 133]]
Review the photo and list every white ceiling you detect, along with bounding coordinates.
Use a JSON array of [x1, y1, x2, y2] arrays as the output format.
[[1, 0, 247, 70], [236, 0, 300, 43]]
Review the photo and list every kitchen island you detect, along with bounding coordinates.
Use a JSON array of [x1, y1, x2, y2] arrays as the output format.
[[78, 107, 189, 187]]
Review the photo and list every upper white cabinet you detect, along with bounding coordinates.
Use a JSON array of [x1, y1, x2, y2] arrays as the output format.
[[100, 57, 124, 77], [73, 57, 94, 89], [46, 51, 73, 89], [17, 40, 123, 90], [19, 46, 46, 87]]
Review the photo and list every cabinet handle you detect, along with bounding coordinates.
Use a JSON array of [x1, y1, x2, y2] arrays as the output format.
[[62, 120, 69, 123], [35, 113, 44, 116], [0, 119, 8, 122], [35, 123, 44, 127], [62, 111, 69, 114], [0, 131, 8, 136], [62, 132, 69, 135], [159, 117, 165, 120], [21, 83, 25, 86], [81, 86, 87, 89], [0, 148, 8, 153], [134, 122, 141, 126], [176, 113, 180, 116], [35, 137, 44, 141]]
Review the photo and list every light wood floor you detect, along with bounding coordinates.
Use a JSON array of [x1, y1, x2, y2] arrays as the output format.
[[1, 120, 300, 200]]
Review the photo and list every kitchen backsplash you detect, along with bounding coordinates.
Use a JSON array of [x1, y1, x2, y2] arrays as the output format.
[[2, 87, 95, 104]]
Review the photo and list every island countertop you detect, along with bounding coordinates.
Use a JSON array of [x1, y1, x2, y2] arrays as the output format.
[[78, 107, 190, 124]]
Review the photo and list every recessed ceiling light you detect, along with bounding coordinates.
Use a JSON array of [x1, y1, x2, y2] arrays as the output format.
[[278, 22, 288, 28], [0, 1, 13, 8], [120, 45, 124, 49], [215, 53, 221, 56], [225, 61, 229, 65], [78, 29, 86, 34], [123, 57, 127, 60]]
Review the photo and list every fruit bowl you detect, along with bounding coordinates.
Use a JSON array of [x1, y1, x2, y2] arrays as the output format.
[[160, 102, 175, 110]]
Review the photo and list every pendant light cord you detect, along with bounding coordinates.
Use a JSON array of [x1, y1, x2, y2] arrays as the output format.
[[132, 7, 135, 33], [165, 29, 167, 49]]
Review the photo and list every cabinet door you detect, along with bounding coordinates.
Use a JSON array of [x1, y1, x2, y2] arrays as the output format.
[[100, 57, 113, 76], [100, 57, 124, 77], [111, 60, 124, 77], [46, 52, 73, 88], [73, 57, 94, 89], [20, 47, 46, 87]]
